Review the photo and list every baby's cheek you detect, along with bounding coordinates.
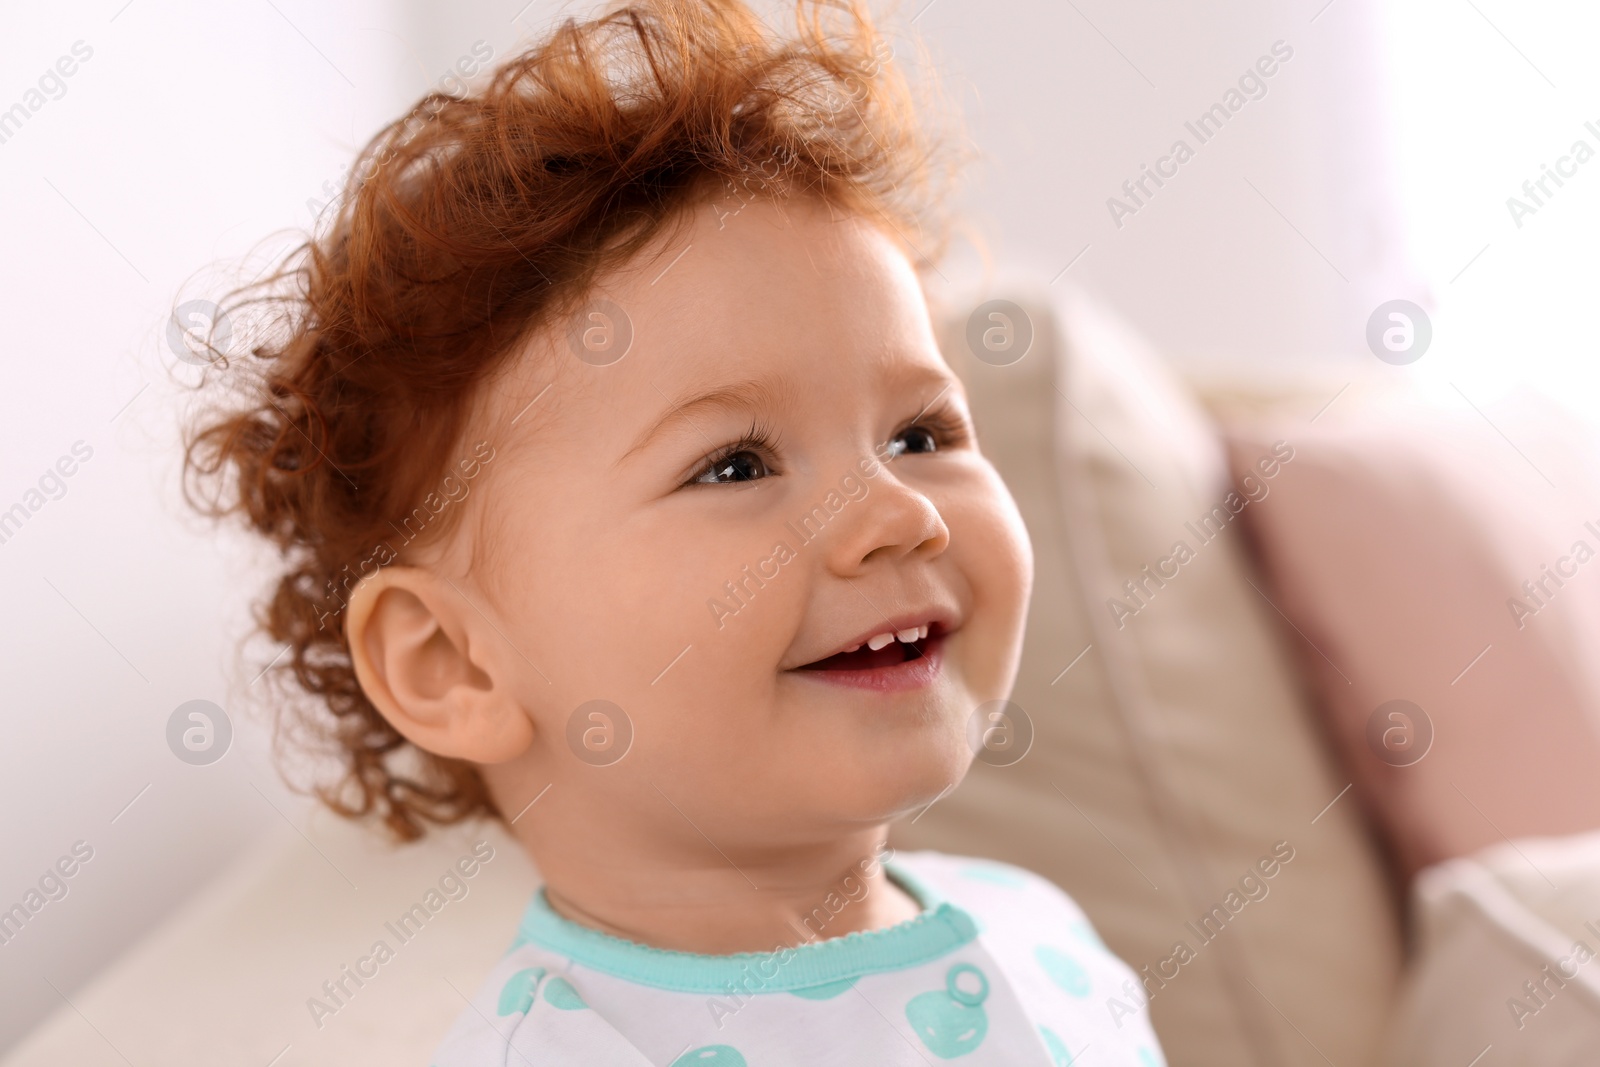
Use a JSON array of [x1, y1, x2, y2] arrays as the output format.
[[948, 470, 1033, 686], [960, 466, 1031, 591]]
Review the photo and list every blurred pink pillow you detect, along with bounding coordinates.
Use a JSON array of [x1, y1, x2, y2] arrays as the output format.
[[1226, 399, 1600, 883]]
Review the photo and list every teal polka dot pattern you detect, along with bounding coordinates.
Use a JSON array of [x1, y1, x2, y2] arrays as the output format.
[[1138, 1047, 1165, 1067], [543, 976, 587, 1010], [670, 1046, 747, 1066], [1034, 945, 1092, 998], [789, 977, 856, 999], [496, 967, 546, 1016], [906, 962, 991, 1058], [1038, 1025, 1075, 1066]]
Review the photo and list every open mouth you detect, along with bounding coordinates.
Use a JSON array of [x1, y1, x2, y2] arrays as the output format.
[[796, 622, 946, 673]]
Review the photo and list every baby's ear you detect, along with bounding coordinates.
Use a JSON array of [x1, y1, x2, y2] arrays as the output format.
[[344, 567, 533, 762]]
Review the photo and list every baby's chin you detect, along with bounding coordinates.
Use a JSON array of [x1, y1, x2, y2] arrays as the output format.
[[809, 729, 975, 827], [780, 676, 982, 802]]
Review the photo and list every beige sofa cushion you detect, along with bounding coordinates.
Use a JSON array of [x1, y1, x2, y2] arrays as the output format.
[[1385, 830, 1600, 1066], [892, 288, 1403, 1066], [1, 816, 537, 1067]]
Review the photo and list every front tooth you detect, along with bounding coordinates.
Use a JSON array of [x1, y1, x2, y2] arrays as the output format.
[[895, 628, 920, 643], [917, 625, 929, 641], [844, 643, 862, 653], [866, 632, 896, 651]]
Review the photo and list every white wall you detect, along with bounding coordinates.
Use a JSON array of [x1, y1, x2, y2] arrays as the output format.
[[409, 0, 1418, 373], [1374, 0, 1600, 405], [908, 0, 1416, 373], [0, 0, 410, 1049]]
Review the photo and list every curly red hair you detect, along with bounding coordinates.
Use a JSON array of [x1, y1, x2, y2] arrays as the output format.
[[181, 0, 958, 841]]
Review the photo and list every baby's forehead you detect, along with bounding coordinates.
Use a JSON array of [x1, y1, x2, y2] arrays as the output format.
[[479, 198, 929, 432]]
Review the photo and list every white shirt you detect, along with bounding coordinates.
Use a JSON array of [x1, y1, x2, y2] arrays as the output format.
[[431, 849, 1168, 1065]]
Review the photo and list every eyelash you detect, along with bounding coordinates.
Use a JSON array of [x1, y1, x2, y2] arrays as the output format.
[[684, 402, 969, 487], [687, 417, 782, 487], [896, 405, 970, 453]]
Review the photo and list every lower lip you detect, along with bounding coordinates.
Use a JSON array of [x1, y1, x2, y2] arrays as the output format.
[[789, 634, 947, 693]]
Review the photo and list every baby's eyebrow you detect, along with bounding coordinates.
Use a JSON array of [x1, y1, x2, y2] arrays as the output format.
[[619, 377, 795, 465]]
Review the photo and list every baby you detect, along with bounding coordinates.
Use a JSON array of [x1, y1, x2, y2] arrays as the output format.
[[183, 1, 1167, 1063]]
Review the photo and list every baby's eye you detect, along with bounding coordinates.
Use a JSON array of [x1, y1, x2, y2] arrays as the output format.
[[885, 425, 939, 459], [693, 449, 772, 485]]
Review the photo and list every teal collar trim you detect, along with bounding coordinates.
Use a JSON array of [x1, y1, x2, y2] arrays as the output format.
[[511, 858, 977, 994]]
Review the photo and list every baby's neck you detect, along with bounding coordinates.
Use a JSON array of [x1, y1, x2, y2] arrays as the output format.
[[530, 827, 923, 955]]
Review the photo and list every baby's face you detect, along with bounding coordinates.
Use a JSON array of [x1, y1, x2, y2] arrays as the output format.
[[472, 195, 1031, 848]]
